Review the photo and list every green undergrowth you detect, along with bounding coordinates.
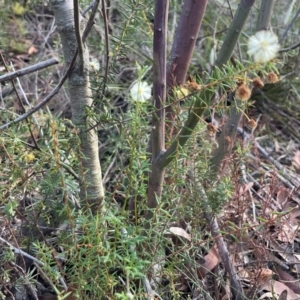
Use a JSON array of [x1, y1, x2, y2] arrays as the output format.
[[0, 58, 278, 299], [1, 1, 300, 299]]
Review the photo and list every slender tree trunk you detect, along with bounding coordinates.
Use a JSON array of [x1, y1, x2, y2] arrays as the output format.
[[147, 0, 208, 214], [165, 0, 208, 138], [147, 0, 169, 217], [49, 0, 104, 212]]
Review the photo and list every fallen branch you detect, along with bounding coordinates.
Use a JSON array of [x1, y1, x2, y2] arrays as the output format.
[[0, 58, 58, 83], [0, 54, 76, 131]]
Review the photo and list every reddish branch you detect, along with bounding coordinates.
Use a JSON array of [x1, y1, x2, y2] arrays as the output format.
[[166, 0, 208, 137], [147, 0, 169, 214]]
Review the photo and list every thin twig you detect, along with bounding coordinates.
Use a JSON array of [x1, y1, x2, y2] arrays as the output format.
[[279, 41, 300, 52], [73, 0, 84, 72], [279, 5, 300, 43], [10, 261, 39, 300], [227, 0, 243, 62], [82, 0, 100, 43], [11, 62, 40, 148], [101, 0, 110, 98], [0, 236, 44, 266], [82, 0, 96, 16], [0, 53, 40, 149], [0, 53, 76, 130], [186, 168, 245, 299], [34, 261, 68, 291], [0, 58, 58, 83], [205, 215, 246, 300]]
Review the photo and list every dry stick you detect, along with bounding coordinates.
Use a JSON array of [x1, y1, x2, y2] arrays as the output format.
[[82, 0, 96, 15], [146, 0, 169, 217], [208, 2, 277, 298], [279, 41, 300, 52], [82, 0, 100, 43], [0, 236, 44, 266], [189, 165, 246, 300], [206, 214, 246, 300], [207, 2, 255, 299], [10, 262, 39, 300], [89, 0, 110, 108], [0, 58, 58, 83], [0, 55, 76, 131], [0, 53, 40, 150], [279, 5, 300, 43], [0, 236, 68, 291]]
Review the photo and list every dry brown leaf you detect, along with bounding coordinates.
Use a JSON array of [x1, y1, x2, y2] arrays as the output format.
[[275, 267, 300, 294], [197, 245, 220, 279], [240, 182, 254, 194], [255, 268, 274, 286], [166, 227, 191, 242], [276, 189, 290, 209], [259, 292, 277, 299], [253, 244, 268, 261], [271, 241, 295, 263], [28, 45, 39, 55], [234, 182, 254, 198], [292, 150, 300, 171], [278, 216, 298, 243], [262, 280, 300, 300], [278, 290, 288, 300], [274, 139, 280, 152], [290, 208, 300, 219]]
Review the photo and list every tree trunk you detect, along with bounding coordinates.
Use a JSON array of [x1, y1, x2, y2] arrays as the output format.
[[49, 0, 104, 212]]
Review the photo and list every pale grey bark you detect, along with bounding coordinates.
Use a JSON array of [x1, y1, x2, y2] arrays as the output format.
[[49, 0, 104, 211], [0, 58, 58, 83]]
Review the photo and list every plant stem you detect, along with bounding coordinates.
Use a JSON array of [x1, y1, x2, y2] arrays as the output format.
[[256, 0, 276, 31], [165, 0, 208, 137], [147, 0, 169, 216], [157, 89, 209, 169], [49, 0, 105, 212], [215, 0, 255, 67], [210, 0, 255, 174], [158, 0, 255, 171]]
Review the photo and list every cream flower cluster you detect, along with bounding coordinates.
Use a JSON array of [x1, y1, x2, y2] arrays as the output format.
[[130, 81, 152, 102], [247, 30, 280, 63]]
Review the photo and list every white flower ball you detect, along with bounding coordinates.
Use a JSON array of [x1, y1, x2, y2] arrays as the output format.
[[130, 81, 152, 102], [247, 30, 280, 63]]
